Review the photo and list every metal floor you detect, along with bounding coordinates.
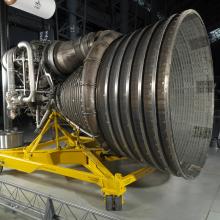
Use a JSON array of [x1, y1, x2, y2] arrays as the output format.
[[0, 148, 220, 220]]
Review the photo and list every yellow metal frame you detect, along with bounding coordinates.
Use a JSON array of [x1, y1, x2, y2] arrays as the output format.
[[0, 111, 155, 207]]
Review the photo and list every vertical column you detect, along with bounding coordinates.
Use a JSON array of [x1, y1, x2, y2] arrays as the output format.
[[82, 0, 87, 35], [151, 0, 159, 23], [67, 0, 78, 39], [0, 1, 11, 130], [120, 0, 129, 33]]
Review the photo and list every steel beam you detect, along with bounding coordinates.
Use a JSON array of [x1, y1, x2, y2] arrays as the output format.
[[0, 1, 11, 130], [120, 0, 129, 33]]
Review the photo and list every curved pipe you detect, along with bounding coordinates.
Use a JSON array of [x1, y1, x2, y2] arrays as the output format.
[[5, 49, 16, 93], [47, 32, 96, 76], [18, 41, 35, 102], [2, 52, 12, 129], [3, 48, 17, 119]]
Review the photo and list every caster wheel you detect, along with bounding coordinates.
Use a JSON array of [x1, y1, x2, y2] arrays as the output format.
[[0, 166, 3, 174], [106, 196, 114, 211], [105, 196, 123, 211], [114, 196, 122, 211], [217, 138, 220, 148]]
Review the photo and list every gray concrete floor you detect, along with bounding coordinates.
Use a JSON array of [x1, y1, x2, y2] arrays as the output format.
[[0, 148, 220, 220], [0, 206, 29, 220]]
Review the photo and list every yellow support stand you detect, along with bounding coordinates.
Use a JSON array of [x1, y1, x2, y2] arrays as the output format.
[[0, 111, 155, 210]]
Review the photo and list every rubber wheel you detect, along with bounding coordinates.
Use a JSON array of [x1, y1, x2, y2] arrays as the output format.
[[105, 196, 123, 211], [217, 138, 220, 148], [114, 196, 122, 211], [0, 166, 3, 174], [106, 196, 114, 211]]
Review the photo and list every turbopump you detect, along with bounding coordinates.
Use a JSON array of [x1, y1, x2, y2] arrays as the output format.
[[2, 10, 214, 179]]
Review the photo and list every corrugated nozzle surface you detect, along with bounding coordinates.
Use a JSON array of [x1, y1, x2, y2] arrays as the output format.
[[56, 10, 214, 178]]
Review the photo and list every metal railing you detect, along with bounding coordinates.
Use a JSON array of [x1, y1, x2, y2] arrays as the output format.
[[0, 179, 120, 220]]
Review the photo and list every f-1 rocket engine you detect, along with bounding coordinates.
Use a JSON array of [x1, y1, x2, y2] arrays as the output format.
[[2, 10, 214, 179]]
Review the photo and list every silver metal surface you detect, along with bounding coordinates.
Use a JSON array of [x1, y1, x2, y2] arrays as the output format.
[[142, 17, 175, 174], [108, 30, 144, 161], [96, 10, 214, 178], [5, 48, 17, 119], [1, 54, 12, 130], [47, 32, 96, 76], [156, 10, 214, 178], [55, 30, 121, 137], [0, 131, 23, 149], [96, 37, 132, 158], [17, 41, 35, 103]]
